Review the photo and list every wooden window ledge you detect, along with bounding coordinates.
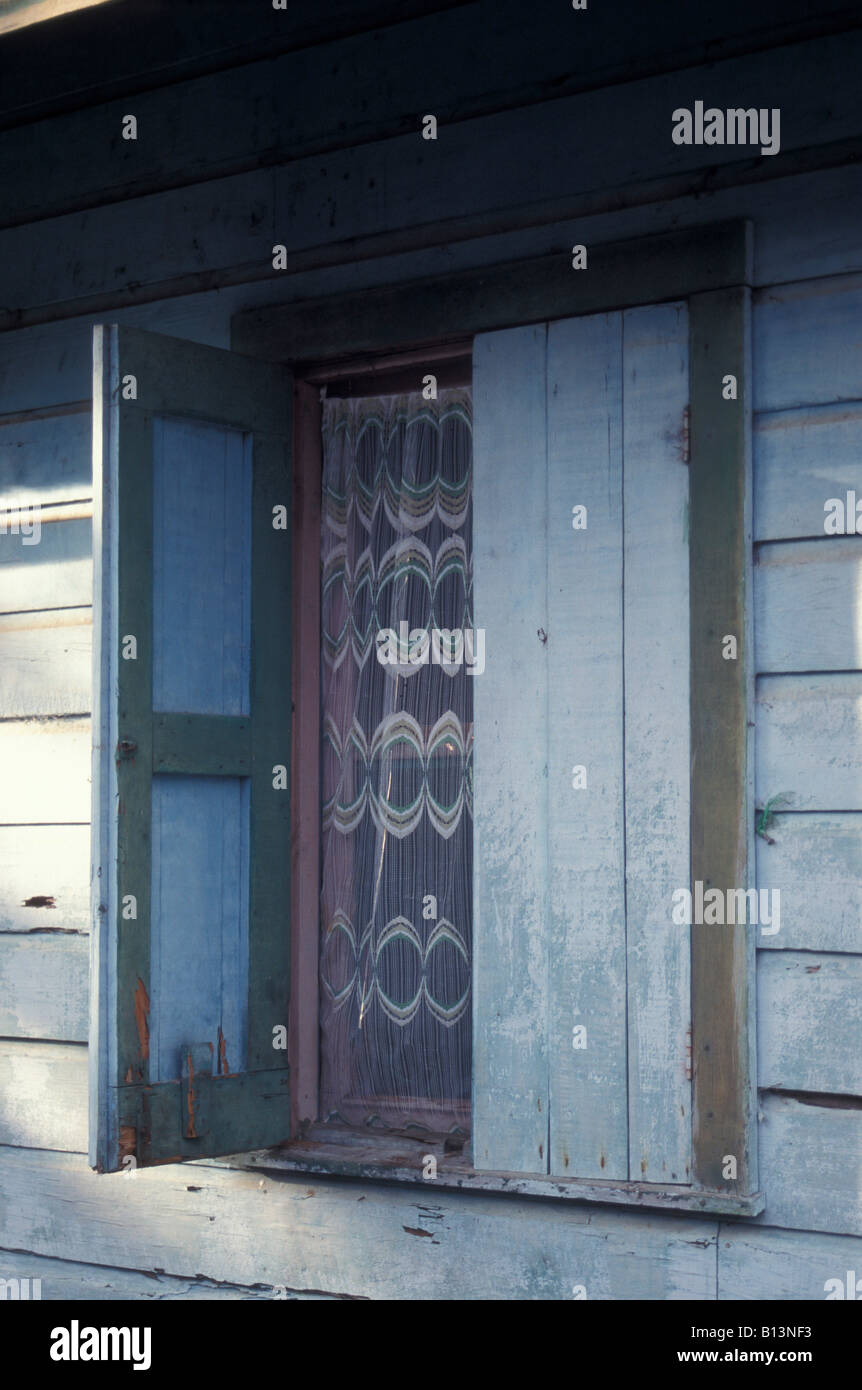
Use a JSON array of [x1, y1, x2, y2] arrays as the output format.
[[204, 1126, 765, 1218]]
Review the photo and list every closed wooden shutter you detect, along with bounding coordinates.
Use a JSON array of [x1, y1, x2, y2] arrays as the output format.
[[473, 304, 692, 1182]]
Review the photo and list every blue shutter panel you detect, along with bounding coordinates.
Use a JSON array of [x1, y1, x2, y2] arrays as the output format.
[[90, 325, 292, 1172]]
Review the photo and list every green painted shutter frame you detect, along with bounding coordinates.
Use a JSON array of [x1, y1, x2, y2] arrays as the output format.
[[90, 325, 293, 1172]]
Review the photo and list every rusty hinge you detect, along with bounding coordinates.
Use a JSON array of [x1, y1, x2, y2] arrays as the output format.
[[116, 737, 138, 761], [684, 1026, 693, 1081]]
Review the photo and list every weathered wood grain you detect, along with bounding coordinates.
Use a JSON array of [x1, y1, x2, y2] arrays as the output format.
[[756, 1092, 862, 1236], [0, 1144, 719, 1299], [0, 1251, 315, 1300], [0, 518, 91, 612], [689, 286, 757, 1195], [472, 324, 549, 1174], [545, 311, 627, 1182], [758, 951, 862, 1095], [1, 168, 862, 412], [756, 674, 862, 810], [719, 1225, 862, 1299], [0, 1042, 88, 1150], [755, 813, 862, 953], [623, 302, 691, 1183], [754, 272, 862, 413], [6, 1, 859, 227], [754, 538, 862, 673], [754, 402, 862, 542], [0, 824, 90, 933], [0, 609, 91, 716], [0, 718, 90, 823], [0, 933, 88, 1041], [3, 33, 861, 329]]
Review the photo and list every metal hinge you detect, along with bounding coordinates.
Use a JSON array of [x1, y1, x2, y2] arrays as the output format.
[[684, 1026, 693, 1081], [116, 738, 137, 760], [680, 405, 690, 465]]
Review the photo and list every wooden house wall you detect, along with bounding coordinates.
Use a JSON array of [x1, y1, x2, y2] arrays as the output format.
[[1, 8, 862, 1297]]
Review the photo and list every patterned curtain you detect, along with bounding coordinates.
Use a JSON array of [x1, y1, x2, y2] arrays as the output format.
[[320, 387, 473, 1135]]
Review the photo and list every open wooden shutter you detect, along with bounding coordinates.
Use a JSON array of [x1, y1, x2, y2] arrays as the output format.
[[90, 325, 292, 1172]]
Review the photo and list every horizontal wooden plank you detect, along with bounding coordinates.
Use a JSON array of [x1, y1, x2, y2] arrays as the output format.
[[0, 608, 91, 715], [152, 713, 251, 774], [6, 4, 859, 229], [756, 674, 862, 810], [0, 933, 88, 1041], [0, 1250, 317, 1300], [754, 401, 862, 542], [0, 824, 90, 933], [0, 517, 91, 612], [756, 813, 862, 953], [758, 952, 862, 1095], [0, 407, 90, 508], [0, 1145, 718, 1298], [0, 718, 91, 823], [754, 538, 862, 673], [0, 1042, 87, 1150], [754, 272, 862, 412], [5, 31, 862, 329], [719, 1225, 862, 1299], [756, 1092, 862, 1236]]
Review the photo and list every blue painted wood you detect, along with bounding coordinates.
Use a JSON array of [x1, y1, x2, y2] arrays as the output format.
[[2, 30, 860, 331], [0, 518, 91, 612], [754, 272, 862, 413], [149, 775, 249, 1082], [0, 1145, 720, 1300], [152, 417, 251, 717], [622, 302, 692, 1184], [757, 673, 862, 809], [720, 1225, 862, 1300], [90, 324, 292, 1172], [546, 311, 627, 1182], [754, 401, 862, 542], [755, 812, 862, 953], [0, 408, 90, 505], [472, 324, 549, 1175]]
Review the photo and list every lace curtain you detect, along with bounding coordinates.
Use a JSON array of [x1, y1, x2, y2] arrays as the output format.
[[320, 387, 473, 1135]]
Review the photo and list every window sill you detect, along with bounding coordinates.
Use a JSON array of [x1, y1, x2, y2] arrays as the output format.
[[204, 1127, 765, 1219]]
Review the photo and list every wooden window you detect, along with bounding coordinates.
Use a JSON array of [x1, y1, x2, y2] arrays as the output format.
[[92, 221, 763, 1214]]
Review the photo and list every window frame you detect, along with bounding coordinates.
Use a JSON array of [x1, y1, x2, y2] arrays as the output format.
[[230, 219, 762, 1216]]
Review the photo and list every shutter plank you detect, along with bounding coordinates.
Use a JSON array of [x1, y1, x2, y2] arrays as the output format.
[[546, 312, 627, 1180], [472, 325, 549, 1173], [623, 302, 691, 1183]]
